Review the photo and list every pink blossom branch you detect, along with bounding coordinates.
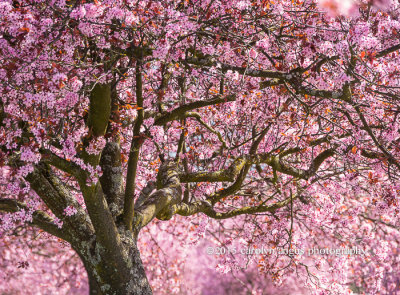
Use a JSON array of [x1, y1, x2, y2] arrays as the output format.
[[0, 198, 70, 240]]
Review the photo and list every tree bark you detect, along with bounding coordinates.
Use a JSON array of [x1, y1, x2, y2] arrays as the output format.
[[76, 235, 153, 295], [88, 269, 104, 295]]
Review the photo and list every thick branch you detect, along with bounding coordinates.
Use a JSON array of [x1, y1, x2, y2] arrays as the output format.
[[123, 61, 145, 230], [81, 83, 112, 168], [81, 183, 125, 253], [87, 84, 112, 137], [259, 79, 284, 89], [185, 56, 286, 79], [154, 94, 236, 126], [292, 83, 350, 102], [99, 142, 123, 216], [40, 148, 88, 183], [256, 148, 335, 180], [0, 198, 70, 240], [25, 163, 94, 240], [376, 43, 400, 58], [133, 162, 182, 229], [186, 54, 354, 104], [180, 157, 247, 183], [174, 194, 298, 219], [207, 164, 251, 205], [180, 146, 335, 185]]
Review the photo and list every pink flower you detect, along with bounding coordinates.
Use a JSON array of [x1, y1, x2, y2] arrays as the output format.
[[64, 206, 78, 217]]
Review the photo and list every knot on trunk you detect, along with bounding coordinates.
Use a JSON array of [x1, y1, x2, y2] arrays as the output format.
[[156, 160, 181, 189], [134, 160, 183, 227]]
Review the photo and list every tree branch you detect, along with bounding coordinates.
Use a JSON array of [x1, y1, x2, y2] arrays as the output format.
[[0, 198, 71, 240], [25, 163, 94, 240], [180, 157, 247, 183], [100, 142, 123, 217], [185, 112, 228, 149], [123, 61, 145, 230], [376, 43, 400, 58], [154, 94, 236, 126], [40, 148, 88, 183], [81, 83, 112, 167], [133, 162, 182, 230], [185, 56, 286, 79], [173, 194, 299, 219], [353, 104, 400, 170]]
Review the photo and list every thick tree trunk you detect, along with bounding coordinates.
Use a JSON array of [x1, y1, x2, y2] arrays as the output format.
[[88, 271, 103, 295], [76, 251, 104, 295], [76, 236, 153, 295]]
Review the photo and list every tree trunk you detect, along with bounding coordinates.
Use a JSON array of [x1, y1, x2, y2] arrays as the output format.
[[76, 236, 153, 295], [88, 271, 103, 295]]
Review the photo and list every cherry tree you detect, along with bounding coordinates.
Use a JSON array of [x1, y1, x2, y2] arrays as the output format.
[[0, 0, 400, 294]]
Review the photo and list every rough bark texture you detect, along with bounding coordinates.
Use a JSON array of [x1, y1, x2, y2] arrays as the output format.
[[76, 232, 152, 295], [75, 232, 152, 295], [100, 141, 123, 217]]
